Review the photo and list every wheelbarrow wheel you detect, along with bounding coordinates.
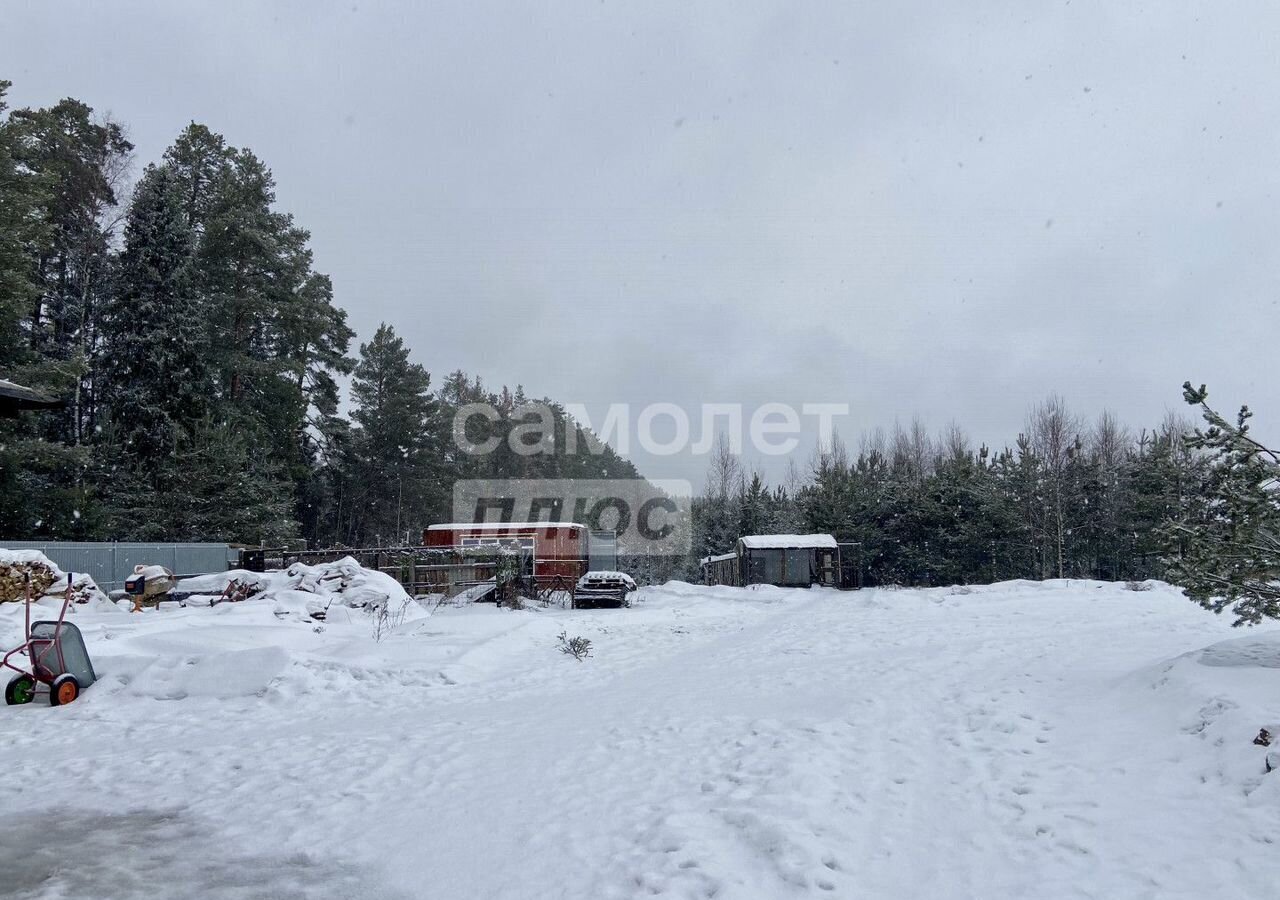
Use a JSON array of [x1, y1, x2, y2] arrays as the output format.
[[5, 673, 35, 705], [49, 673, 80, 706]]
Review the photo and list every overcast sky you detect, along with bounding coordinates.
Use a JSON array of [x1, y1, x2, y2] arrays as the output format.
[[5, 1, 1278, 485]]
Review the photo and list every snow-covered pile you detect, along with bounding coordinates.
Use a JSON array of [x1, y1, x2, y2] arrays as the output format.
[[179, 555, 415, 615], [0, 557, 430, 708], [0, 547, 109, 606], [132, 564, 174, 584]]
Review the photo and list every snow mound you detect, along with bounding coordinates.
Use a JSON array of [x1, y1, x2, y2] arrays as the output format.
[[179, 556, 415, 614], [119, 646, 291, 700], [1197, 633, 1280, 668]]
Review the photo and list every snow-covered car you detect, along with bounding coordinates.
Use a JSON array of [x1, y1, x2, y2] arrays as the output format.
[[573, 571, 636, 609]]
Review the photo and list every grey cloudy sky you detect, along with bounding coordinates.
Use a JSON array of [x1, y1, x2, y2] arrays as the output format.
[[5, 0, 1278, 485]]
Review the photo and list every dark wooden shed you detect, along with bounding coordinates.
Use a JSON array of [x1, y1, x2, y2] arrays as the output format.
[[701, 534, 859, 589]]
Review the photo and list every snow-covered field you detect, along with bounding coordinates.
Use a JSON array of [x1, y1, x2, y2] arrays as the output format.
[[3, 579, 1280, 899]]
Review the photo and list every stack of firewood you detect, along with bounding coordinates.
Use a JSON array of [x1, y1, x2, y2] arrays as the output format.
[[0, 559, 58, 603]]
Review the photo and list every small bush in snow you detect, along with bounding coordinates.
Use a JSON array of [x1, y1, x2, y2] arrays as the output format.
[[556, 630, 592, 661], [1125, 580, 1152, 592], [370, 596, 410, 642]]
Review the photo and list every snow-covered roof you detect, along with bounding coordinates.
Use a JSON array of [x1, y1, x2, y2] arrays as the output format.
[[738, 534, 838, 550], [426, 522, 586, 531], [0, 378, 60, 410], [577, 571, 637, 588], [700, 552, 737, 565]]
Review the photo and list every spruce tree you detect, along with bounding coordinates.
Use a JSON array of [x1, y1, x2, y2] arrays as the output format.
[[99, 165, 208, 467], [738, 472, 770, 537], [697, 434, 744, 557], [163, 123, 231, 231], [800, 437, 853, 540], [151, 124, 354, 542], [342, 324, 440, 545]]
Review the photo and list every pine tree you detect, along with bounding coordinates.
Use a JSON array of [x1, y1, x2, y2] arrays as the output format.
[[7, 96, 132, 442], [0, 82, 37, 357], [929, 441, 1002, 585], [0, 82, 44, 535], [1130, 415, 1202, 577], [1164, 383, 1280, 625], [0, 88, 130, 537]]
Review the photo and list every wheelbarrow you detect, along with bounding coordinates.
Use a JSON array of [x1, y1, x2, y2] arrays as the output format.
[[3, 573, 96, 706]]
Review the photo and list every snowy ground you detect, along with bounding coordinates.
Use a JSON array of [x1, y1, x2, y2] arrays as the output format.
[[3, 579, 1280, 899]]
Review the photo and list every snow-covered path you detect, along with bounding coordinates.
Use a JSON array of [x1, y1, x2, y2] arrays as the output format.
[[3, 581, 1279, 899]]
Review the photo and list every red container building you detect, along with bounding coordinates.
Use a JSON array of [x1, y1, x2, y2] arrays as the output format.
[[423, 522, 590, 586]]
